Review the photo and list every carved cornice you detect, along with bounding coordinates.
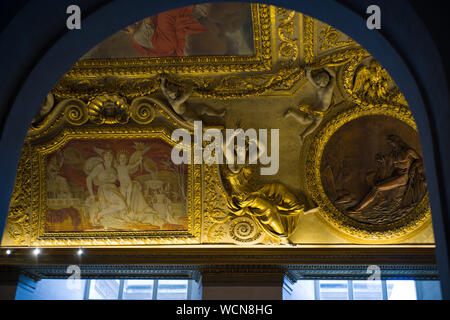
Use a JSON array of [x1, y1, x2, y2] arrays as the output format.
[[287, 264, 439, 280], [0, 247, 436, 267], [1, 259, 437, 282]]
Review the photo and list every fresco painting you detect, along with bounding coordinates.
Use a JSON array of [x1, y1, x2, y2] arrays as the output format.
[[81, 2, 255, 59], [45, 138, 188, 232]]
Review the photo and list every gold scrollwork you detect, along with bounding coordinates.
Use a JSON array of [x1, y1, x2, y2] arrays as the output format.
[[65, 101, 89, 126], [320, 25, 356, 51], [305, 103, 431, 242], [228, 216, 263, 244], [277, 8, 298, 61], [130, 97, 157, 125], [160, 48, 365, 101]]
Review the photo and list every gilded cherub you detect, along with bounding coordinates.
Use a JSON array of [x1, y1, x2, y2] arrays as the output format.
[[160, 74, 225, 123], [32, 93, 55, 126], [284, 66, 336, 144]]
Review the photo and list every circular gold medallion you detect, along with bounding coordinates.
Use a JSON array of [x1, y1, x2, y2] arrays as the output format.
[[306, 104, 430, 242]]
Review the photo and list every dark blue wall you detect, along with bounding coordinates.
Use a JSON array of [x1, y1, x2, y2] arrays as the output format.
[[1, 0, 449, 298]]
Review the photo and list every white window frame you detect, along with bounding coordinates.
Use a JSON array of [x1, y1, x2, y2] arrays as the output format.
[[83, 279, 193, 300], [313, 279, 409, 300]]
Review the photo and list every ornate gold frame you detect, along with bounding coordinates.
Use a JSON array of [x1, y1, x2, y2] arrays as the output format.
[[51, 7, 367, 101], [306, 103, 431, 242], [67, 4, 271, 77], [26, 126, 202, 246]]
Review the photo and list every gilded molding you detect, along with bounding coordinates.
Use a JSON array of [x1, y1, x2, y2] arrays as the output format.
[[86, 94, 130, 125], [320, 25, 356, 51], [64, 4, 271, 78], [277, 8, 298, 61], [5, 144, 32, 245], [303, 15, 315, 64], [34, 127, 201, 246], [203, 164, 229, 243], [9, 121, 203, 246], [27, 96, 192, 141], [49, 11, 371, 101]]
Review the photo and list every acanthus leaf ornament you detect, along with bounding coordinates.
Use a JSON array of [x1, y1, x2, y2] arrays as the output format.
[[277, 8, 298, 61], [320, 25, 356, 51], [5, 144, 32, 245], [63, 4, 271, 78]]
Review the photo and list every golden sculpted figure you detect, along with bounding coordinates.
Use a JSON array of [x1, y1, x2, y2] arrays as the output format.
[[352, 60, 390, 100], [32, 93, 55, 126], [219, 132, 305, 243], [284, 66, 336, 144], [160, 74, 226, 123], [350, 135, 426, 213], [225, 169, 304, 243]]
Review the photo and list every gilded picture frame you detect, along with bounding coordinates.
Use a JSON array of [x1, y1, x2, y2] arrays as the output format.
[[306, 103, 431, 242], [25, 126, 202, 246], [66, 3, 271, 78]]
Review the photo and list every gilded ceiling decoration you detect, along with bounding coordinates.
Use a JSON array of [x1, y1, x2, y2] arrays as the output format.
[[2, 2, 432, 247], [306, 104, 429, 241]]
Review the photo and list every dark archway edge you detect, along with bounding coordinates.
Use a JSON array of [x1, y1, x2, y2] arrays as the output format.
[[0, 0, 449, 298]]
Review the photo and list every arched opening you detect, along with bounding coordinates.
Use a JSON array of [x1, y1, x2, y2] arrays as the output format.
[[0, 0, 448, 299]]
